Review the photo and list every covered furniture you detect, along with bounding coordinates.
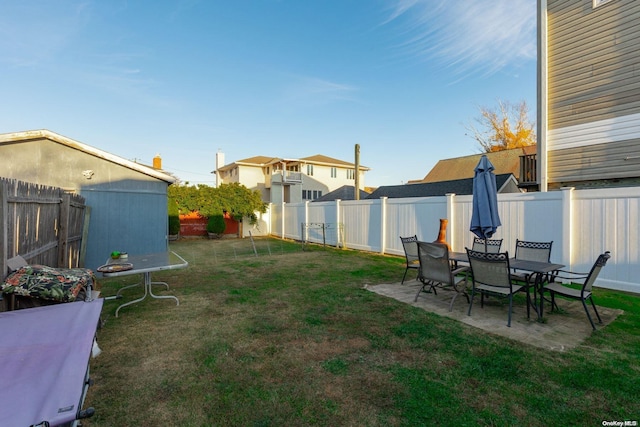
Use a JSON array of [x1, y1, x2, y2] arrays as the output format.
[[0, 299, 103, 426], [466, 249, 527, 327], [414, 241, 469, 311], [2, 255, 97, 310], [542, 251, 611, 330], [400, 235, 420, 284]]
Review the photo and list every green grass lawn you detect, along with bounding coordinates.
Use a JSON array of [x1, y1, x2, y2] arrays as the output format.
[[85, 238, 640, 426]]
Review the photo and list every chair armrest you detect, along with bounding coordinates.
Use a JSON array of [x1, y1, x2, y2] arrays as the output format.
[[452, 266, 469, 276], [549, 269, 588, 282]]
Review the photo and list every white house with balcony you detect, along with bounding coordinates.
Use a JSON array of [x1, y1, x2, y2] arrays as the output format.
[[213, 153, 369, 204]]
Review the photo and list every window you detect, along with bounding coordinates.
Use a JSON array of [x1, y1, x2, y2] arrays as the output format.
[[330, 167, 337, 178], [347, 169, 355, 180], [302, 190, 309, 200], [307, 164, 314, 176]]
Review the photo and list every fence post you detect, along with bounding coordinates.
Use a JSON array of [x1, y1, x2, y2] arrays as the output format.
[[335, 199, 341, 248], [561, 187, 574, 270], [281, 200, 286, 239], [58, 193, 71, 268], [304, 201, 309, 241], [0, 181, 7, 278], [380, 197, 387, 255], [446, 193, 456, 250]]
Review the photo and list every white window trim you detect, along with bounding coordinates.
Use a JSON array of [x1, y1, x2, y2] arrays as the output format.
[[593, 0, 613, 8]]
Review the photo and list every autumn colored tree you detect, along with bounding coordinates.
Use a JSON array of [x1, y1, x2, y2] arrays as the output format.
[[466, 100, 536, 152]]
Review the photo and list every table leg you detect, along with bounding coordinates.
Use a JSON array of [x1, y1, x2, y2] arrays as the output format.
[[147, 272, 179, 305], [535, 272, 546, 321], [115, 272, 179, 317], [115, 275, 149, 317], [116, 282, 142, 297]]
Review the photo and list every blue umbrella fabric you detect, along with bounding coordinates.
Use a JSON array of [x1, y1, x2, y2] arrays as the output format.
[[470, 155, 501, 245]]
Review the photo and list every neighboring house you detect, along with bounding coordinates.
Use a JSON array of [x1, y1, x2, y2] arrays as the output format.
[[313, 185, 370, 202], [0, 129, 175, 271], [214, 154, 370, 204], [410, 146, 536, 188], [537, 0, 640, 191], [367, 174, 520, 199]]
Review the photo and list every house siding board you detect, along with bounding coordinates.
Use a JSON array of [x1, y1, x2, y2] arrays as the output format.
[[548, 138, 640, 183], [546, 0, 640, 187], [548, 0, 640, 129]]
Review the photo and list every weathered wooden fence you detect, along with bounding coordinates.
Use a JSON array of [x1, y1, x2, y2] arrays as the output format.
[[0, 178, 89, 275]]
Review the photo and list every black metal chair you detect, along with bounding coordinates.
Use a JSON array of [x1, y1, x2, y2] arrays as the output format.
[[400, 235, 420, 284], [542, 251, 611, 330], [467, 249, 527, 327], [472, 237, 503, 253], [511, 239, 554, 309], [414, 242, 469, 311]]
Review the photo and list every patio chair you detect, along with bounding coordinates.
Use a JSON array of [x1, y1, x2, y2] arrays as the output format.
[[472, 237, 503, 253], [466, 249, 527, 327], [414, 242, 469, 311], [400, 235, 420, 284], [542, 251, 611, 330], [511, 239, 554, 306], [456, 237, 503, 270]]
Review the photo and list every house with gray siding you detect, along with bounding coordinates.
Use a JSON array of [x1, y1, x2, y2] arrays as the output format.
[[0, 129, 175, 271], [537, 0, 640, 190]]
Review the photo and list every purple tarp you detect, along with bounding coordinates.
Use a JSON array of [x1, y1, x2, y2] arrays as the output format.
[[0, 299, 103, 427]]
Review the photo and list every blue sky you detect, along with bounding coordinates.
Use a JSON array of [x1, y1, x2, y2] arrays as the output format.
[[0, 0, 537, 188]]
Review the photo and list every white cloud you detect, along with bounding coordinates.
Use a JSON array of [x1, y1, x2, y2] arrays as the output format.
[[385, 0, 536, 77], [282, 76, 359, 106]]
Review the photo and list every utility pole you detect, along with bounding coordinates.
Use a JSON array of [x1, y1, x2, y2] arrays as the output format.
[[354, 144, 360, 200]]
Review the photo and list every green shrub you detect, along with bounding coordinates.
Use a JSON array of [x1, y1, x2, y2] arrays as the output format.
[[168, 196, 181, 235], [207, 214, 226, 235]]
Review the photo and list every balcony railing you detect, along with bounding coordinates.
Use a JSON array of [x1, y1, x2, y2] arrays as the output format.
[[271, 171, 303, 185], [284, 171, 303, 182], [519, 153, 537, 187]]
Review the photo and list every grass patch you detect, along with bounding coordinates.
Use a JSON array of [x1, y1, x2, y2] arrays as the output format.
[[86, 237, 640, 426]]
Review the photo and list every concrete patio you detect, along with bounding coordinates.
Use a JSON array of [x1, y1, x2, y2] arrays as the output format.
[[365, 279, 623, 352]]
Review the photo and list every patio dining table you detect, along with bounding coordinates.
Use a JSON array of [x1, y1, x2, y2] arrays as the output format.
[[99, 251, 188, 317], [449, 251, 564, 320]]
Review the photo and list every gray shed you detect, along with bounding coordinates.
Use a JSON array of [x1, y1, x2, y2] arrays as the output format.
[[0, 130, 175, 271]]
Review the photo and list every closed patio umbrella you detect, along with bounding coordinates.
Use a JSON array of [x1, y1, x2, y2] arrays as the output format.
[[470, 155, 501, 252]]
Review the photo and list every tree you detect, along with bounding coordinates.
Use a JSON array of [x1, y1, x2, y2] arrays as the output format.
[[466, 100, 536, 152]]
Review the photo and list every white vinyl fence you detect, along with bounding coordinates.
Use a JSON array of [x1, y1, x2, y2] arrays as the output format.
[[265, 186, 640, 294]]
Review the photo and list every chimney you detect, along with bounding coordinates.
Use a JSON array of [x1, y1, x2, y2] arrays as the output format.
[[215, 150, 225, 187], [153, 154, 162, 170]]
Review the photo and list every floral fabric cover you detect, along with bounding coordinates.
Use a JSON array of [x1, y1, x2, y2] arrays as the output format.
[[1, 265, 96, 302]]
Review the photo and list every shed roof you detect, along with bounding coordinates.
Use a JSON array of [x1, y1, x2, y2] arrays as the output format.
[[0, 129, 176, 183]]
